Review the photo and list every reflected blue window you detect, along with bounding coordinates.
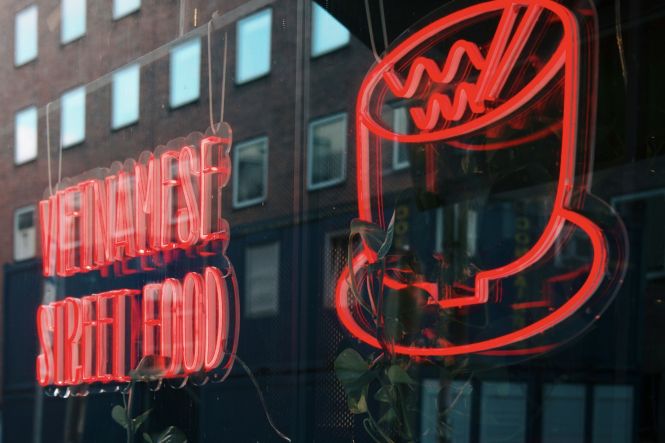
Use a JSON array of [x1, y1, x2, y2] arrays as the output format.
[[61, 0, 86, 44], [15, 5, 38, 66], [60, 86, 86, 148], [15, 107, 38, 165], [311, 2, 350, 57], [170, 38, 201, 108], [480, 382, 527, 443], [307, 113, 347, 189], [233, 137, 269, 208], [421, 379, 472, 443], [236, 9, 272, 84], [113, 0, 140, 19], [392, 106, 410, 169], [593, 385, 633, 443], [542, 384, 585, 443], [112, 64, 140, 129]]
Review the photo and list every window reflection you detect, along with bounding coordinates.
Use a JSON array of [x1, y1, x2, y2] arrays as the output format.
[[60, 86, 86, 148], [236, 9, 272, 84], [542, 384, 586, 443], [480, 382, 527, 443], [245, 242, 280, 317], [14, 107, 38, 165], [308, 113, 347, 189], [170, 38, 201, 108], [15, 5, 38, 66], [61, 0, 86, 44], [111, 64, 140, 129], [233, 137, 268, 207], [592, 385, 633, 443], [311, 2, 350, 57]]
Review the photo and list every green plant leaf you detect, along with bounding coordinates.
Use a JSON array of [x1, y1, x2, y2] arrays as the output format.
[[378, 407, 398, 424], [132, 408, 152, 432], [334, 349, 370, 389], [387, 365, 416, 385], [143, 433, 154, 443], [374, 385, 396, 403], [156, 426, 188, 443], [111, 405, 128, 429], [347, 387, 369, 414], [377, 212, 396, 260]]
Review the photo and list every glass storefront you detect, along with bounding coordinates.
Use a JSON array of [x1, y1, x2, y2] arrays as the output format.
[[2, 0, 665, 442]]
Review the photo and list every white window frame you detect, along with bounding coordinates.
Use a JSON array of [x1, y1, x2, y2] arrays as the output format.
[[233, 136, 269, 208], [15, 5, 38, 67], [245, 241, 280, 318], [61, 0, 86, 44], [113, 0, 140, 20], [169, 37, 201, 109], [310, 2, 350, 57], [14, 205, 36, 261], [60, 86, 86, 148], [307, 113, 348, 190], [235, 8, 272, 84], [111, 63, 140, 130], [15, 106, 38, 165], [392, 106, 410, 170]]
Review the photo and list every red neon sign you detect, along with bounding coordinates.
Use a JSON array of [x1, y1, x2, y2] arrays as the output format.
[[36, 125, 240, 389], [336, 1, 625, 357]]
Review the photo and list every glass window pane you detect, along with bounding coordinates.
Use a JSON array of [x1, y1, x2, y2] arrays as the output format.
[[234, 137, 268, 207], [542, 384, 585, 443], [15, 107, 38, 165], [113, 0, 140, 19], [14, 206, 36, 261], [421, 379, 472, 443], [15, 5, 38, 66], [308, 114, 347, 189], [61, 0, 86, 44], [480, 382, 527, 443], [393, 107, 410, 169], [311, 2, 350, 57], [170, 38, 201, 108], [592, 385, 633, 443], [236, 9, 272, 83], [61, 86, 86, 148], [245, 242, 280, 317], [112, 64, 140, 129]]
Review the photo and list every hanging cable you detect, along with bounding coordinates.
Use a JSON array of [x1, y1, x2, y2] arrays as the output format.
[[207, 16, 228, 134], [364, 0, 381, 63]]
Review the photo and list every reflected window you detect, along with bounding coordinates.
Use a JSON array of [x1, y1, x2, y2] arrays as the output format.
[[233, 137, 268, 208], [113, 0, 140, 19], [15, 5, 38, 66], [592, 385, 633, 443], [480, 382, 527, 443], [61, 0, 86, 44], [170, 38, 201, 108], [14, 206, 36, 261], [236, 9, 272, 84], [308, 113, 347, 189], [15, 107, 38, 165], [245, 242, 280, 317], [393, 107, 410, 170], [60, 86, 86, 148], [311, 2, 350, 57], [112, 64, 140, 129], [542, 384, 585, 443], [421, 379, 472, 443]]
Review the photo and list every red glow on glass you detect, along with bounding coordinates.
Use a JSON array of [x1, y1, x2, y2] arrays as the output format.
[[336, 0, 611, 357]]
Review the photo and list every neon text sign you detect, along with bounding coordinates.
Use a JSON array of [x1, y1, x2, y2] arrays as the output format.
[[36, 125, 239, 389]]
